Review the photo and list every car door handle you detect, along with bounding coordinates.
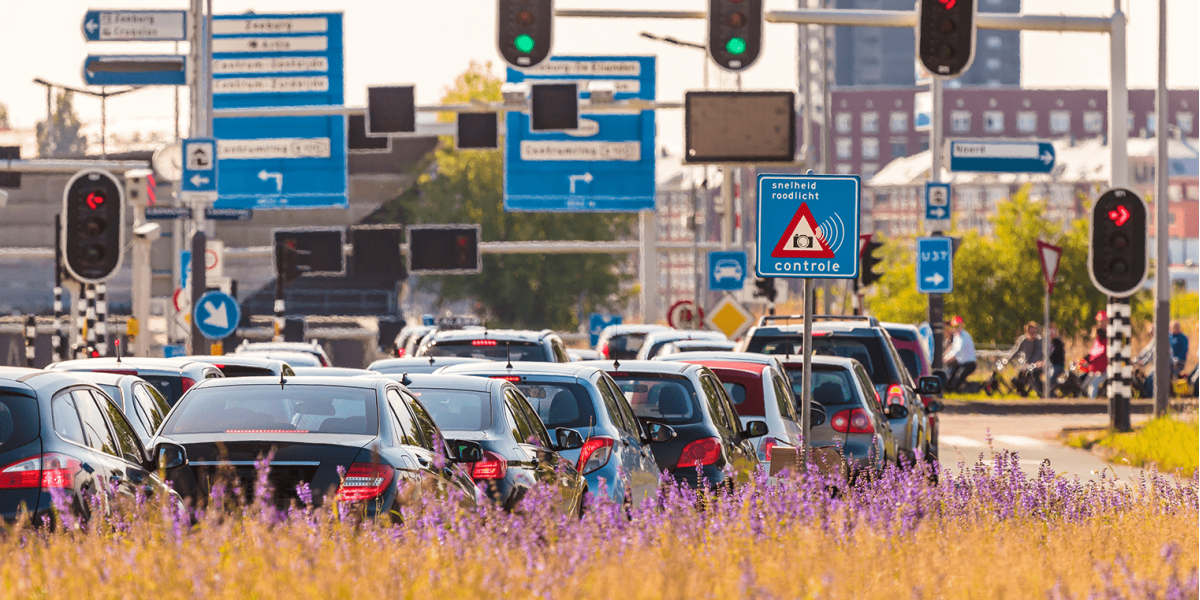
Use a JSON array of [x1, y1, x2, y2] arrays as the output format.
[[417, 457, 431, 467]]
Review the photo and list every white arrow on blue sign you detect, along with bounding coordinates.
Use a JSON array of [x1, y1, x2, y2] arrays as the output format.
[[588, 313, 622, 347], [181, 138, 219, 202], [82, 10, 187, 42], [948, 140, 1056, 173], [924, 182, 952, 222], [916, 237, 954, 294], [193, 291, 241, 340]]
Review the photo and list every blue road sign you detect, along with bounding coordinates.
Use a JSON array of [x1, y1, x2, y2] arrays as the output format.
[[588, 313, 622, 347], [756, 174, 861, 279], [83, 10, 187, 42], [948, 140, 1056, 173], [162, 344, 187, 358], [505, 56, 655, 212], [916, 237, 954, 294], [212, 13, 347, 210], [181, 137, 218, 199], [708, 250, 748, 291], [193, 291, 241, 340], [925, 182, 951, 222], [83, 55, 187, 86]]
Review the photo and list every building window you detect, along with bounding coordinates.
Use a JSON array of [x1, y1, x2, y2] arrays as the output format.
[[919, 137, 930, 153], [986, 58, 1002, 71], [1049, 110, 1071, 134], [890, 140, 908, 159], [1083, 111, 1103, 134], [890, 111, 908, 133], [1146, 113, 1156, 135], [951, 111, 971, 133], [861, 138, 879, 160], [984, 111, 1004, 133], [1017, 111, 1037, 133], [836, 163, 853, 175], [1127, 113, 1135, 133], [836, 138, 853, 159], [861, 163, 879, 180], [986, 35, 1002, 49], [861, 112, 879, 134], [1177, 112, 1195, 134], [836, 112, 853, 134]]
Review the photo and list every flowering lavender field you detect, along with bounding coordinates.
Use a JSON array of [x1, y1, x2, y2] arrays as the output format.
[[2, 452, 1196, 600]]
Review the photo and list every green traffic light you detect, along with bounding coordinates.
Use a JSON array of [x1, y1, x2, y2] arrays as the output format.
[[514, 34, 535, 54], [726, 37, 746, 55]]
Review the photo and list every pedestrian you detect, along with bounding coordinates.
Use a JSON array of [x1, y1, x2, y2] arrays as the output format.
[[1081, 326, 1108, 399], [1047, 323, 1065, 396], [1169, 321, 1189, 379], [943, 315, 976, 393]]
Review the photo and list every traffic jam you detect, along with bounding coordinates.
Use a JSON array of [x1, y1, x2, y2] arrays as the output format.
[[0, 316, 944, 522]]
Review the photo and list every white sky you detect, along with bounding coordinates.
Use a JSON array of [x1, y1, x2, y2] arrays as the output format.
[[0, 0, 1196, 156]]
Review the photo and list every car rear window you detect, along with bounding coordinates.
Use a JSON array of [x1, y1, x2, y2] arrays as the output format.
[[785, 367, 862, 408], [409, 388, 491, 432], [610, 374, 702, 426], [139, 376, 182, 405], [897, 349, 922, 382], [163, 385, 378, 435], [423, 340, 548, 362], [605, 334, 647, 360], [514, 382, 597, 430], [0, 391, 39, 453], [752, 335, 891, 385], [214, 364, 274, 377]]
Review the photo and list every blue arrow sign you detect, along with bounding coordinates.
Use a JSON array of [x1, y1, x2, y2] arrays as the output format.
[[588, 313, 622, 347], [82, 10, 187, 42], [504, 56, 655, 212], [916, 237, 954, 294], [193, 291, 241, 340], [83, 55, 187, 86], [948, 140, 1056, 173], [924, 182, 952, 222], [181, 137, 218, 199], [756, 174, 860, 279], [708, 250, 748, 291]]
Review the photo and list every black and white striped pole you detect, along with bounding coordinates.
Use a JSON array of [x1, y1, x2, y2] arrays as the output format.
[[74, 286, 88, 358], [84, 284, 97, 357], [23, 316, 36, 368], [52, 214, 66, 362], [95, 283, 108, 357], [1106, 299, 1133, 431]]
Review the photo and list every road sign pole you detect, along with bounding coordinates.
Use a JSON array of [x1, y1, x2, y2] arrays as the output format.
[[1108, 297, 1132, 431], [53, 214, 66, 363], [640, 211, 660, 324], [928, 77, 945, 370], [801, 277, 813, 456], [190, 231, 207, 355], [1152, 0, 1170, 414], [1043, 285, 1051, 399]]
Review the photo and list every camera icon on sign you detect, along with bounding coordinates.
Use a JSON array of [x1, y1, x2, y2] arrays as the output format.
[[792, 234, 814, 249]]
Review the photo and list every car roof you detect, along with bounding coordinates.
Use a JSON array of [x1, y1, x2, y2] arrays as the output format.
[[880, 322, 920, 341], [600, 324, 672, 336], [237, 341, 325, 354], [403, 373, 498, 393], [428, 328, 554, 342], [194, 375, 385, 390], [63, 371, 136, 386], [234, 350, 322, 365], [686, 360, 769, 375], [669, 339, 736, 349], [643, 330, 728, 343], [291, 367, 378, 377], [183, 355, 288, 369], [438, 361, 601, 378], [368, 357, 490, 371], [777, 355, 859, 369], [654, 351, 781, 366], [576, 359, 695, 375], [50, 357, 210, 372], [0, 368, 106, 395]]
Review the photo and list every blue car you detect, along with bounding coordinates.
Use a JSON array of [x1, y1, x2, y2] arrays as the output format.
[[438, 362, 670, 510]]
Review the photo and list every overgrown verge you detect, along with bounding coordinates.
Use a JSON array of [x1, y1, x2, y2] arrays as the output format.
[[1065, 413, 1199, 477]]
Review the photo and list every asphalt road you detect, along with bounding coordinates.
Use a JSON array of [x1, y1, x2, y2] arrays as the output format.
[[936, 413, 1156, 482]]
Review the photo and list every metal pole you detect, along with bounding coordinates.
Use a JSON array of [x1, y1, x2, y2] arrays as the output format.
[[1109, 6, 1128, 188], [720, 168, 732, 249], [131, 203, 151, 357], [640, 211, 660, 324], [95, 283, 107, 357], [798, 0, 811, 165], [692, 176, 701, 318], [53, 214, 65, 362], [24, 316, 36, 368], [818, 3, 831, 174], [84, 284, 96, 356], [100, 88, 107, 160], [801, 278, 813, 452], [1108, 298, 1133, 430], [1152, 0, 1171, 413], [1043, 288, 1051, 399], [190, 231, 207, 354], [928, 77, 946, 370]]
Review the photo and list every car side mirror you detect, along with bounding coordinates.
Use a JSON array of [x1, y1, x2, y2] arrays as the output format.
[[884, 404, 909, 420], [645, 422, 677, 444], [553, 428, 584, 452], [743, 420, 769, 439], [446, 439, 483, 464], [918, 376, 943, 396], [925, 400, 945, 414], [155, 443, 188, 470], [810, 403, 827, 427]]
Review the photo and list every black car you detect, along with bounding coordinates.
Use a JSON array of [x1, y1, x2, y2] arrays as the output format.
[[0, 368, 178, 523], [404, 374, 588, 515], [152, 376, 480, 515], [580, 360, 766, 489]]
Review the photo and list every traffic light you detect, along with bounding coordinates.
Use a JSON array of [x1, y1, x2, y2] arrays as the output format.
[[276, 239, 311, 285], [1089, 188, 1148, 297], [860, 239, 884, 288], [753, 278, 777, 303], [407, 225, 482, 274], [62, 169, 124, 283], [707, 0, 763, 72], [917, 0, 977, 78], [497, 0, 553, 68]]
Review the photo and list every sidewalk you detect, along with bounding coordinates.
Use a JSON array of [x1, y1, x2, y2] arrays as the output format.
[[941, 397, 1199, 416]]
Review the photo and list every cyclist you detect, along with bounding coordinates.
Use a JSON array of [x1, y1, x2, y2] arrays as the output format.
[[1170, 321, 1189, 379], [1006, 321, 1044, 395], [943, 315, 977, 393]]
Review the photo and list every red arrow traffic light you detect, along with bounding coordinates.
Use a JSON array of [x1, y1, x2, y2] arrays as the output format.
[[86, 191, 105, 210], [1108, 205, 1130, 226]]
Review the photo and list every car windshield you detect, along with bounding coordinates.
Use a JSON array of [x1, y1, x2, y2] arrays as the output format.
[[0, 392, 39, 453], [423, 340, 547, 361], [786, 367, 861, 408], [163, 385, 378, 435], [408, 388, 491, 432], [753, 335, 891, 385], [515, 381, 597, 429], [610, 374, 702, 425]]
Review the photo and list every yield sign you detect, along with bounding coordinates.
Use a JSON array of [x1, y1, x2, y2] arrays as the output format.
[[1037, 240, 1063, 294], [771, 202, 835, 259]]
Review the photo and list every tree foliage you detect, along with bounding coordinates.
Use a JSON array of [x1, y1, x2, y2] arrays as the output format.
[[0, 102, 10, 129], [36, 91, 87, 157], [369, 61, 634, 330], [866, 186, 1124, 345]]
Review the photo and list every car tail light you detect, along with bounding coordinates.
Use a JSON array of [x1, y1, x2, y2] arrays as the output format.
[[336, 463, 395, 502], [471, 339, 497, 346], [676, 437, 722, 469], [576, 437, 614, 474], [490, 375, 522, 382], [886, 384, 905, 405], [830, 409, 875, 434], [470, 451, 509, 480], [599, 342, 609, 358], [318, 357, 330, 366], [396, 348, 406, 357], [811, 331, 830, 337], [181, 377, 197, 394], [0, 453, 82, 489], [761, 436, 778, 462]]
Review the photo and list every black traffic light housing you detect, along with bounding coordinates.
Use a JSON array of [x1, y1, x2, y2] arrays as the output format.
[[860, 239, 885, 288], [708, 0, 763, 72], [917, 0, 977, 78], [407, 225, 482, 275], [497, 0, 553, 68], [753, 278, 778, 303], [1088, 188, 1148, 297], [62, 169, 124, 283]]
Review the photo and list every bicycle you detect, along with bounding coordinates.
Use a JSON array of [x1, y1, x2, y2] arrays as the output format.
[[983, 355, 1017, 397]]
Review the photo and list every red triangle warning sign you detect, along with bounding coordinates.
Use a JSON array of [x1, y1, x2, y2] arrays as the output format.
[[771, 202, 836, 258]]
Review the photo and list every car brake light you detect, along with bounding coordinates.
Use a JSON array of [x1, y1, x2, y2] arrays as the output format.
[[0, 453, 82, 489], [830, 408, 875, 434], [576, 437, 614, 474], [761, 436, 778, 462], [472, 339, 498, 346], [886, 384, 905, 405], [599, 342, 609, 358], [676, 437, 722, 469], [490, 375, 522, 382], [470, 451, 509, 480], [811, 331, 830, 337], [396, 348, 406, 357], [181, 377, 197, 394], [336, 463, 395, 502]]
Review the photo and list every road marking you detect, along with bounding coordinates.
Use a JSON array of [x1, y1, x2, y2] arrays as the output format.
[[993, 435, 1045, 448], [939, 435, 987, 448]]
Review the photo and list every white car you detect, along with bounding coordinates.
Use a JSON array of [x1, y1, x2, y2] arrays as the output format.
[[713, 259, 743, 281]]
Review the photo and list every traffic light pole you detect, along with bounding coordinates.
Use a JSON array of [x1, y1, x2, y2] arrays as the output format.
[[190, 231, 207, 355], [928, 76, 945, 371], [1152, 0, 1170, 414]]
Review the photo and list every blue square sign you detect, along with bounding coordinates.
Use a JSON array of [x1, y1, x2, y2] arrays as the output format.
[[756, 174, 860, 279], [708, 251, 747, 291], [924, 182, 951, 222], [916, 237, 954, 294]]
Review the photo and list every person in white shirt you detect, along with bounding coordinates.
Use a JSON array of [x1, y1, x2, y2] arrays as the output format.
[[943, 315, 977, 393]]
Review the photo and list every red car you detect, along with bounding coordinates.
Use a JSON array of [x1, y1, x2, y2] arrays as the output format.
[[882, 323, 941, 459]]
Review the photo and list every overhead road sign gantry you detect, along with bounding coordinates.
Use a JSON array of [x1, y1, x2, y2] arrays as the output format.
[[756, 173, 860, 279], [83, 55, 187, 86], [211, 12, 347, 210], [82, 10, 187, 42], [947, 139, 1055, 173], [916, 236, 954, 294], [504, 55, 655, 212]]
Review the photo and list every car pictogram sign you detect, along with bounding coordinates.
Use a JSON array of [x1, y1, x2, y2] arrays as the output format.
[[771, 202, 836, 259]]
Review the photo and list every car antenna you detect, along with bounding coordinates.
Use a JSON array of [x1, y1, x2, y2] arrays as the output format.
[[401, 372, 412, 386], [505, 341, 513, 370], [279, 369, 287, 390], [613, 358, 620, 370], [114, 339, 122, 363], [428, 355, 435, 366]]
